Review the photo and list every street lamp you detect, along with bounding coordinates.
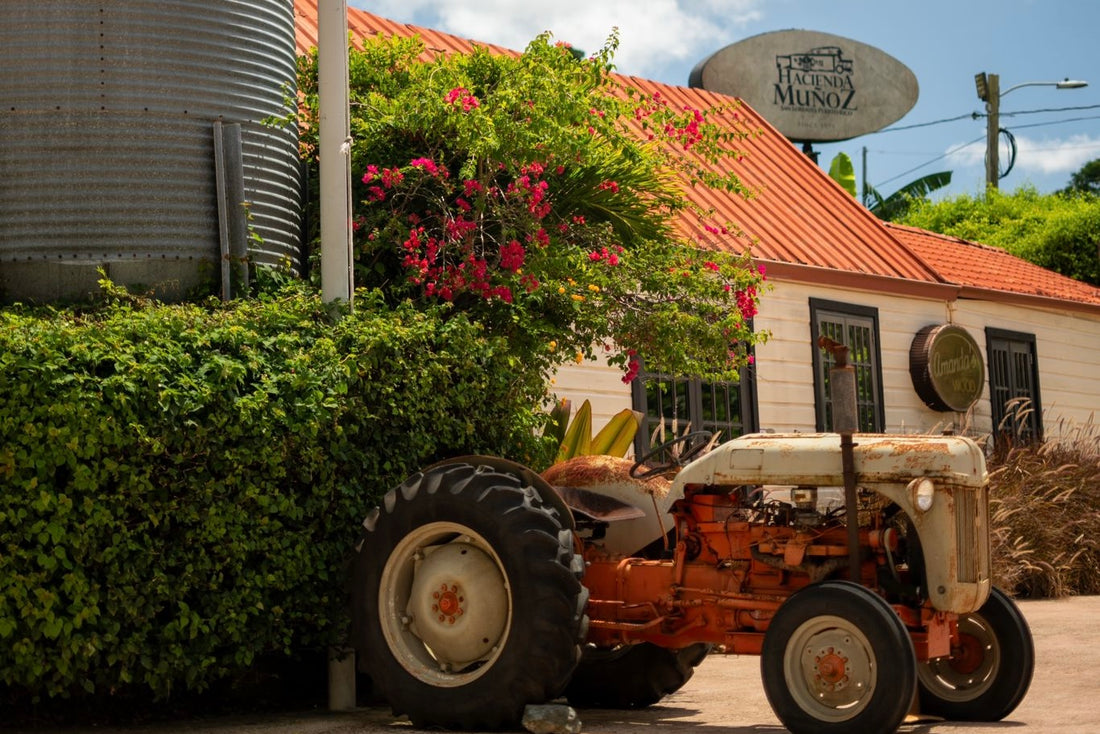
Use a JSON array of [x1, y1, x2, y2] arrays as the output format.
[[974, 72, 1088, 188]]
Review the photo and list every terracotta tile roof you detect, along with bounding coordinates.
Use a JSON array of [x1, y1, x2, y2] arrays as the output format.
[[292, 1, 1099, 314], [887, 223, 1100, 309], [295, 2, 517, 62]]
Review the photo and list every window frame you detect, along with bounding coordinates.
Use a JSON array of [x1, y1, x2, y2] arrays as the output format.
[[809, 298, 886, 432], [630, 365, 758, 456], [985, 327, 1043, 443]]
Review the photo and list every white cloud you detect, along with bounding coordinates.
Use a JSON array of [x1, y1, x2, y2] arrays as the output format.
[[357, 0, 764, 79], [1012, 134, 1100, 175], [945, 140, 985, 169], [946, 134, 1100, 176]]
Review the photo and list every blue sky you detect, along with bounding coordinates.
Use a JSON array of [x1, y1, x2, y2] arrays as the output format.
[[353, 0, 1100, 200]]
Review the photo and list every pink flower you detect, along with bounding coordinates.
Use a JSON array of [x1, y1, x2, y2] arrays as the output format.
[[445, 87, 480, 112], [409, 157, 441, 176], [621, 355, 641, 383]]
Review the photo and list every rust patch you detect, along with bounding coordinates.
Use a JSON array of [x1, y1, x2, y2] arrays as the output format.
[[541, 455, 672, 498]]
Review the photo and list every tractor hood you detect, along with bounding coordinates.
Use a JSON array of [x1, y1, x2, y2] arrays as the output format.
[[673, 433, 987, 491]]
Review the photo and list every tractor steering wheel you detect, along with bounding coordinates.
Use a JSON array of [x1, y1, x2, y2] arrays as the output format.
[[630, 431, 714, 479]]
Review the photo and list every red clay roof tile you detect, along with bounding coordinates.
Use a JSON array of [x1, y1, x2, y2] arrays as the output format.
[[887, 223, 1100, 308]]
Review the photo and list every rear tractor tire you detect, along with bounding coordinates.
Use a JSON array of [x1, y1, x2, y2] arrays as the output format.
[[917, 587, 1034, 721], [351, 462, 588, 730], [564, 642, 710, 709]]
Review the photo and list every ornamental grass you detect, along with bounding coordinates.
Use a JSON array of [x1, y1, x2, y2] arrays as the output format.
[[987, 412, 1100, 598]]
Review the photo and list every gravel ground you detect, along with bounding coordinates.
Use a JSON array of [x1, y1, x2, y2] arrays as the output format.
[[15, 596, 1099, 734]]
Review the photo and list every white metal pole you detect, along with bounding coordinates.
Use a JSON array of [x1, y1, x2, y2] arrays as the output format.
[[318, 0, 353, 305], [318, 0, 357, 710]]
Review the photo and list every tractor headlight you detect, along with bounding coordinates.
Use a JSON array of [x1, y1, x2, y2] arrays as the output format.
[[910, 477, 935, 512]]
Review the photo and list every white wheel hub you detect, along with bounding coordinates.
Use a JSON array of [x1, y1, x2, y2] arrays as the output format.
[[378, 522, 513, 687], [786, 615, 876, 722], [407, 541, 509, 669]]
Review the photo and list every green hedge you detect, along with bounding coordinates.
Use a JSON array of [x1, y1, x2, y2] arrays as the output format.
[[0, 287, 552, 703]]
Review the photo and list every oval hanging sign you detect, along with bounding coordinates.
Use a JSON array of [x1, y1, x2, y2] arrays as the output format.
[[689, 30, 918, 143], [909, 324, 985, 412]]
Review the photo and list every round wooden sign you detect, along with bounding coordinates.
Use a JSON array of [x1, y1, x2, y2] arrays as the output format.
[[909, 324, 985, 412]]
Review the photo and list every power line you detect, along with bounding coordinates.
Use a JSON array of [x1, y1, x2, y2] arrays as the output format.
[[1006, 114, 1100, 131], [872, 134, 985, 188], [877, 104, 1100, 135], [868, 113, 1100, 189], [873, 112, 975, 133], [998, 103, 1100, 118]]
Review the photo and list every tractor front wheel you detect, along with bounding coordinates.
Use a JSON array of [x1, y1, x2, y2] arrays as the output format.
[[351, 462, 588, 730], [917, 587, 1034, 721], [761, 581, 916, 734]]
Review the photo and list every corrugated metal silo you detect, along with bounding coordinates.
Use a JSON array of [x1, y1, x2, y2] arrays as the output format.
[[0, 0, 302, 303]]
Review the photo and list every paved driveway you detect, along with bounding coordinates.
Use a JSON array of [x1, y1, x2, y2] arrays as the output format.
[[31, 596, 1100, 734]]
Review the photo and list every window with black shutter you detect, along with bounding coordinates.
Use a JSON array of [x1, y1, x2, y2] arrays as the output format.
[[985, 328, 1043, 442], [810, 299, 885, 432]]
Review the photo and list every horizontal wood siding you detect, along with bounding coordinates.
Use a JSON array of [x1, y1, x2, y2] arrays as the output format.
[[549, 281, 1099, 445], [552, 354, 634, 448]]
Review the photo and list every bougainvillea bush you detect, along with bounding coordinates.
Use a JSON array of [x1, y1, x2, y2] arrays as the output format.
[[297, 31, 768, 383]]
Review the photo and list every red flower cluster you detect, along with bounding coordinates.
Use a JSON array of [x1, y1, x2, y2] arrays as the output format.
[[363, 155, 562, 306], [445, 87, 480, 112], [735, 286, 758, 320], [588, 246, 621, 266], [362, 164, 405, 202], [499, 240, 526, 272], [621, 350, 640, 383], [664, 107, 704, 150], [409, 157, 446, 177]]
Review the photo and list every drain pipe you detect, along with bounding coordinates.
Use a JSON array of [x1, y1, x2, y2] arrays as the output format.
[[819, 336, 862, 583]]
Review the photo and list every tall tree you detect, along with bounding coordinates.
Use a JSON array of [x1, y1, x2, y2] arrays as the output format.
[[1060, 158, 1100, 196]]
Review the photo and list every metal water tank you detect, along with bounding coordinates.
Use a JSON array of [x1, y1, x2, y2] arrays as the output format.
[[0, 0, 302, 303]]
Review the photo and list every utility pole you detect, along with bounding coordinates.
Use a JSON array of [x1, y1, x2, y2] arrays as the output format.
[[983, 73, 1001, 189], [861, 146, 868, 206], [976, 72, 1087, 190]]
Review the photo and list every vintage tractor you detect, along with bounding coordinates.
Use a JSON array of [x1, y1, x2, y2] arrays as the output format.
[[350, 427, 1034, 734]]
